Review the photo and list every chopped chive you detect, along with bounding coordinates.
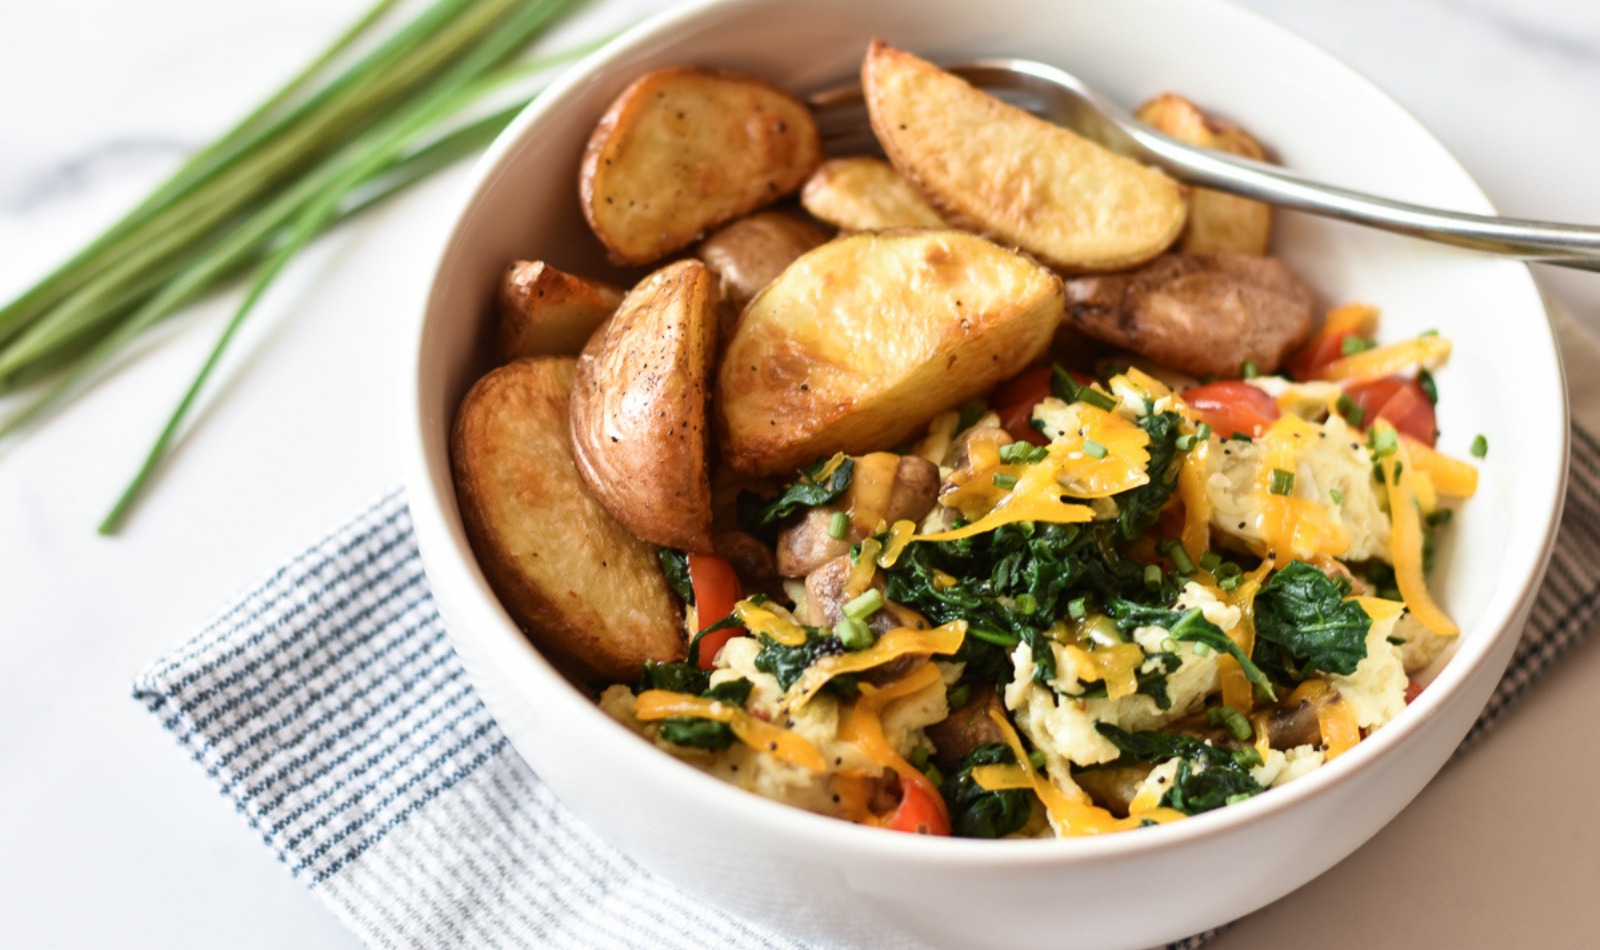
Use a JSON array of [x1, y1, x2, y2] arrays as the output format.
[[1014, 593, 1038, 615], [1330, 487, 1345, 505], [1083, 439, 1108, 459], [1230, 431, 1253, 443], [1205, 705, 1253, 742], [1241, 360, 1259, 379], [1028, 749, 1047, 771], [946, 684, 971, 711], [827, 510, 850, 540], [1144, 564, 1163, 589], [1340, 336, 1377, 357], [1192, 641, 1212, 657], [1268, 468, 1296, 496], [1161, 539, 1196, 575], [1214, 561, 1243, 579], [1420, 328, 1440, 337], [833, 615, 873, 650], [923, 763, 944, 786], [1199, 551, 1222, 572], [1336, 394, 1364, 428], [999, 441, 1049, 465], [992, 472, 1019, 490], [1426, 508, 1453, 526], [1418, 368, 1438, 405], [1217, 573, 1243, 592], [908, 746, 931, 769], [1067, 596, 1088, 621], [1196, 422, 1213, 441], [1175, 433, 1196, 451], [842, 588, 884, 621], [1470, 434, 1488, 458], [1369, 427, 1399, 458]]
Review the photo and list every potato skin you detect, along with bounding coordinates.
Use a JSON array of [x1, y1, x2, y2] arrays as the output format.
[[718, 229, 1063, 475], [863, 41, 1185, 272], [1135, 93, 1273, 255], [800, 156, 945, 232], [451, 357, 684, 684], [1061, 252, 1314, 377], [570, 259, 718, 552], [496, 260, 623, 361], [580, 67, 822, 266]]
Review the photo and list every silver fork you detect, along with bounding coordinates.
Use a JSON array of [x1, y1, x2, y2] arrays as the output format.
[[809, 57, 1600, 272]]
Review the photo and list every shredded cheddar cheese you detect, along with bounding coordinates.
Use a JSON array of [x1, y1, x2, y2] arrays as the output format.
[[634, 691, 826, 771], [838, 661, 950, 828], [789, 621, 967, 707], [1376, 422, 1459, 636], [733, 599, 808, 646], [1256, 414, 1352, 560], [1319, 334, 1451, 383]]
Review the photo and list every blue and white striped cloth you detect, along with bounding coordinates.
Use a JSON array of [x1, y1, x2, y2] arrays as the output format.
[[135, 418, 1600, 950]]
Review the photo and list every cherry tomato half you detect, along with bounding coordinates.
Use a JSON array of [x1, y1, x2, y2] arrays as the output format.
[[1285, 330, 1352, 380], [886, 775, 951, 836], [1344, 377, 1437, 446], [688, 553, 745, 670], [1181, 381, 1281, 439]]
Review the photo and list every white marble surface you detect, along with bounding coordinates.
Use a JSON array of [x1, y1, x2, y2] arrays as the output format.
[[1, 1, 1598, 948]]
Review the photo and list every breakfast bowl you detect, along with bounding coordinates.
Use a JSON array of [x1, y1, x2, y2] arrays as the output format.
[[400, 0, 1568, 946]]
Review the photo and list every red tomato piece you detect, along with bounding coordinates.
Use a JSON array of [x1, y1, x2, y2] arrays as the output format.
[[991, 365, 1053, 446], [1345, 377, 1437, 446], [688, 554, 745, 670], [1285, 331, 1351, 380], [1404, 679, 1424, 705], [886, 775, 951, 836], [1180, 381, 1281, 439]]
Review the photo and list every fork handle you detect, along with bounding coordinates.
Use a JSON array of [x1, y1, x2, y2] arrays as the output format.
[[1131, 130, 1600, 272]]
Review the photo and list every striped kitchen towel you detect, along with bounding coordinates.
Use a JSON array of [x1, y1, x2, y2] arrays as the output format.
[[135, 360, 1600, 949]]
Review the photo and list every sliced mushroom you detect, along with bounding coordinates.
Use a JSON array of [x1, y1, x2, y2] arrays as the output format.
[[775, 452, 941, 577]]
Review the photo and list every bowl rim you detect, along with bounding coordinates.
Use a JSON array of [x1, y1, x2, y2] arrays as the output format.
[[401, 0, 1571, 868]]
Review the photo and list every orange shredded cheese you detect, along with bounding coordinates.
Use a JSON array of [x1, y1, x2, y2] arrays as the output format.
[[733, 599, 807, 646], [789, 621, 966, 707], [634, 691, 826, 771], [877, 519, 917, 568], [1287, 679, 1361, 760], [845, 538, 883, 598], [1256, 414, 1352, 560], [988, 709, 1184, 835], [1177, 437, 1212, 562], [1401, 436, 1479, 497], [1059, 643, 1144, 700], [838, 662, 950, 828], [1376, 423, 1459, 636], [1319, 334, 1452, 383]]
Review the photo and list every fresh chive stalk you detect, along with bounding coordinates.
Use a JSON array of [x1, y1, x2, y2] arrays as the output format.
[[0, 0, 598, 532]]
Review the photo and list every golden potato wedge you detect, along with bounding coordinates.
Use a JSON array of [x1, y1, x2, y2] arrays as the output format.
[[863, 41, 1186, 272], [1135, 93, 1273, 255], [496, 260, 623, 361], [580, 67, 823, 266], [718, 229, 1063, 475], [1061, 252, 1314, 377], [695, 211, 831, 316], [800, 156, 945, 231], [451, 357, 683, 684], [570, 259, 718, 552]]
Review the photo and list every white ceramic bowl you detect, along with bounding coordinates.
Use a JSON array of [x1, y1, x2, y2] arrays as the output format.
[[402, 0, 1568, 946]]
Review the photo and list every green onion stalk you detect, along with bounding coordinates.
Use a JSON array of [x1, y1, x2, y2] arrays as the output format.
[[0, 0, 604, 533]]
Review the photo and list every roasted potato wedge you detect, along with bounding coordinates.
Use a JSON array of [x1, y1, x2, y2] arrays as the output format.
[[1061, 252, 1314, 377], [571, 259, 718, 552], [695, 210, 831, 316], [580, 67, 823, 266], [800, 156, 945, 231], [1135, 93, 1273, 255], [451, 357, 683, 683], [496, 260, 623, 360], [863, 41, 1185, 272], [718, 229, 1063, 475]]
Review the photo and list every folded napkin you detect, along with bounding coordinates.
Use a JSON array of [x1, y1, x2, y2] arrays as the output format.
[[135, 320, 1600, 950]]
